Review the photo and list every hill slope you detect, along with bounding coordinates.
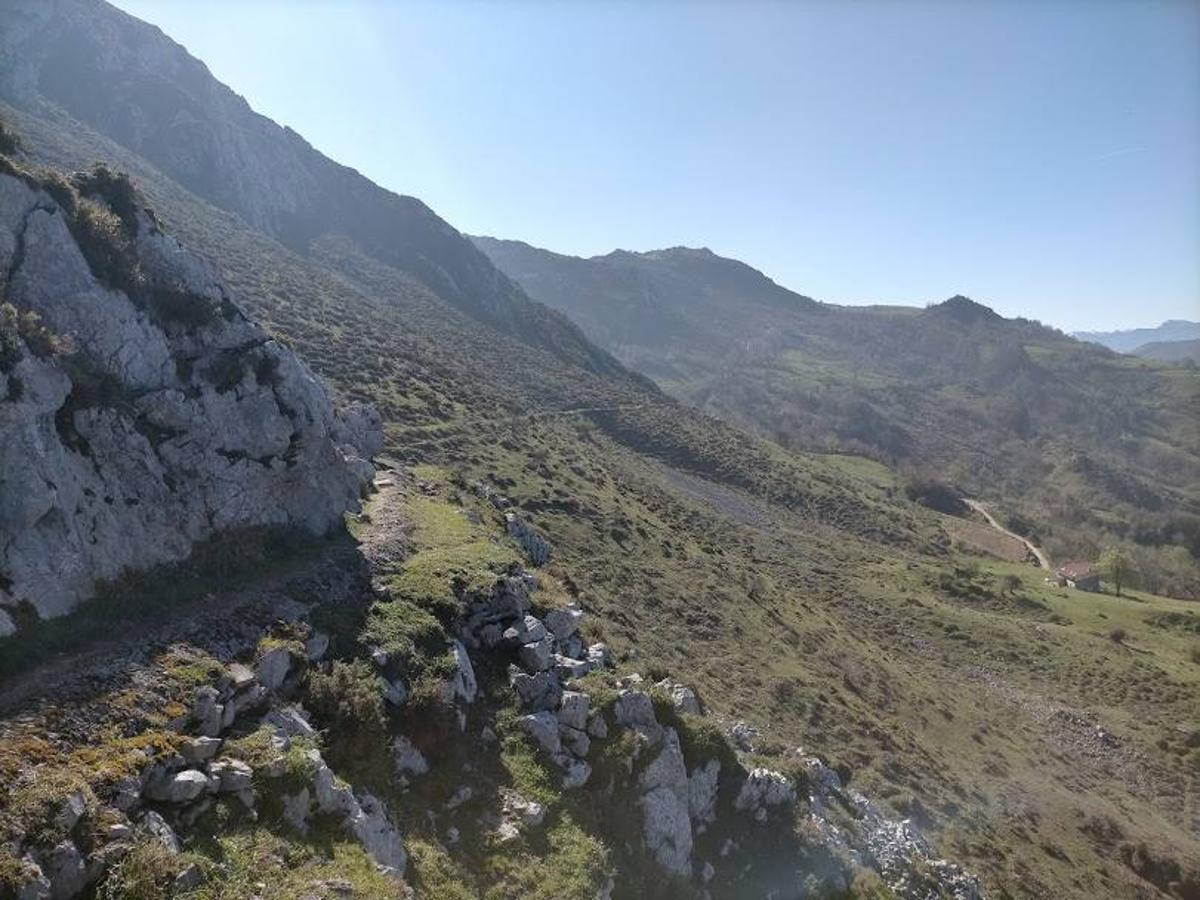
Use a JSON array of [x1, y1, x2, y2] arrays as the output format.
[[474, 237, 1200, 598]]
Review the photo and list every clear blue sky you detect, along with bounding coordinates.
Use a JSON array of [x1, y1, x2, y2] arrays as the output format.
[[111, 0, 1199, 331]]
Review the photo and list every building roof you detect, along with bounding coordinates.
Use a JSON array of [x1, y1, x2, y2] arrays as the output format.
[[1057, 561, 1096, 579]]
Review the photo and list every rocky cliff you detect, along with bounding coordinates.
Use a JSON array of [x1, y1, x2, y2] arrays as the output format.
[[0, 151, 380, 624]]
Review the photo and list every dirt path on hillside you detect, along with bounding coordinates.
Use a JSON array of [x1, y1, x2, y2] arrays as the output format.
[[0, 540, 365, 719], [963, 499, 1050, 569]]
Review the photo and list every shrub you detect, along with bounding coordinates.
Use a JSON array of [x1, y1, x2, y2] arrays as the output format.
[[1108, 628, 1127, 644], [0, 303, 71, 373], [96, 840, 189, 900], [0, 119, 18, 156], [71, 165, 140, 234], [903, 476, 966, 516], [148, 284, 219, 329], [306, 660, 389, 773]]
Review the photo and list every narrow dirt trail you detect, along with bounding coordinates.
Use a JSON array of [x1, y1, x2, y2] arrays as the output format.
[[963, 499, 1050, 569]]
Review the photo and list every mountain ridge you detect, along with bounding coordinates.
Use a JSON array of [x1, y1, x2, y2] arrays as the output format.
[[475, 234, 1200, 599], [1074, 319, 1200, 354], [0, 0, 631, 380]]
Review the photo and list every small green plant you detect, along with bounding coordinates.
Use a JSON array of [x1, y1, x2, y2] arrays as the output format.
[[0, 303, 71, 373], [305, 660, 389, 780]]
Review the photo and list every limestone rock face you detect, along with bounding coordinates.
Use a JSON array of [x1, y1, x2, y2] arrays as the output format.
[[0, 169, 381, 620]]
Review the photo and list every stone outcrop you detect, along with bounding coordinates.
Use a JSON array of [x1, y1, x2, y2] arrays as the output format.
[[0, 164, 381, 620]]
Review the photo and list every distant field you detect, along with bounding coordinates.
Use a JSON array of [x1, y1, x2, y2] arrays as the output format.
[[941, 513, 1033, 563]]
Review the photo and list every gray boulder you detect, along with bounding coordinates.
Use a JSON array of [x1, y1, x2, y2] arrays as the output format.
[[510, 667, 562, 711], [446, 640, 477, 703], [688, 759, 721, 828], [505, 512, 552, 566], [209, 758, 254, 794], [638, 728, 693, 876], [614, 690, 661, 739], [734, 768, 795, 821], [655, 679, 702, 715], [255, 646, 293, 692], [144, 769, 210, 804], [557, 691, 590, 730], [519, 711, 562, 755], [544, 606, 582, 641], [349, 793, 406, 875], [40, 841, 87, 900], [140, 811, 180, 853]]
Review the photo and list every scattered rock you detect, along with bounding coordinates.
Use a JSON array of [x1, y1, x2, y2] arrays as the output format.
[[282, 787, 311, 833], [181, 736, 223, 765], [654, 679, 701, 715], [265, 705, 317, 739], [734, 768, 795, 821], [557, 691, 590, 730], [256, 646, 293, 691], [519, 711, 562, 754], [173, 863, 204, 892], [382, 677, 408, 707], [140, 811, 180, 853], [544, 606, 582, 641], [392, 736, 429, 781], [52, 792, 87, 833], [40, 841, 87, 900], [304, 631, 330, 661], [729, 721, 758, 751], [144, 769, 210, 804], [505, 512, 552, 565], [348, 793, 406, 875], [445, 785, 473, 810], [688, 759, 721, 828], [614, 690, 660, 739], [587, 713, 609, 740], [510, 667, 562, 712], [209, 758, 254, 794], [447, 640, 477, 703]]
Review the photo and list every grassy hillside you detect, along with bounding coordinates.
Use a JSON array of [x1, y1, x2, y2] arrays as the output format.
[[475, 238, 1200, 599], [1133, 340, 1200, 365], [3, 105, 1198, 898]]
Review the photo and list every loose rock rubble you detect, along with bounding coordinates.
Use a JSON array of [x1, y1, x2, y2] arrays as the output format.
[[1, 625, 409, 899]]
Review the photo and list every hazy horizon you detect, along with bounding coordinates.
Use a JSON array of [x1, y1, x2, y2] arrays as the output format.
[[110, 0, 1200, 332]]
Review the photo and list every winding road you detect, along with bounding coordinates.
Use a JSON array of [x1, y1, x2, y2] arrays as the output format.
[[963, 499, 1050, 570]]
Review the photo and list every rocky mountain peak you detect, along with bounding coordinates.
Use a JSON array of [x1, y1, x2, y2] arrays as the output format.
[[927, 294, 1001, 323]]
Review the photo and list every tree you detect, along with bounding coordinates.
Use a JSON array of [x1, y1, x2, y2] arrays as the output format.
[[1097, 547, 1137, 597]]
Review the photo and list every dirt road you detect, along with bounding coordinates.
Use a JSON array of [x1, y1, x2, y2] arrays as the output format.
[[963, 498, 1050, 569]]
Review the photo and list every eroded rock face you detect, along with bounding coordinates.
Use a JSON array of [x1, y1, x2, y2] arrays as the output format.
[[0, 169, 381, 620]]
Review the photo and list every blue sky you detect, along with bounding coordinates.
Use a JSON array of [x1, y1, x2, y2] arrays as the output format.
[[111, 0, 1198, 331]]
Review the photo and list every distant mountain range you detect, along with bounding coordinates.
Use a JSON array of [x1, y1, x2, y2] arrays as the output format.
[[1073, 319, 1200, 354], [1129, 338, 1200, 364], [474, 236, 1200, 598]]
